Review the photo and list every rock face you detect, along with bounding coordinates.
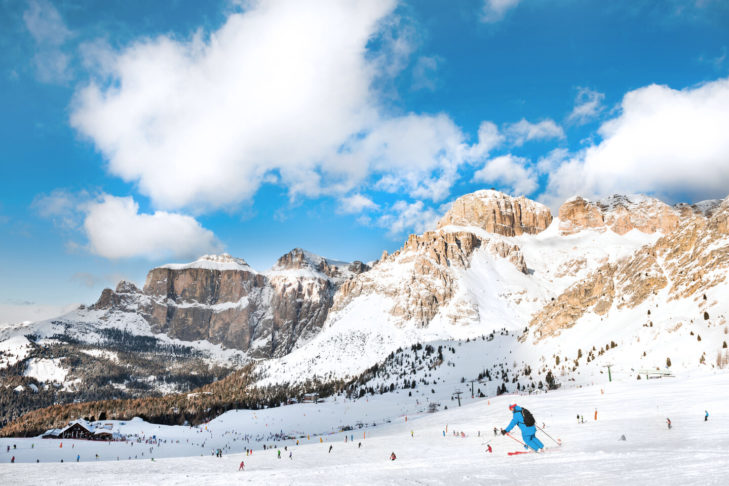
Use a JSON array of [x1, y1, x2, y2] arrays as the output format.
[[91, 252, 364, 358], [558, 195, 680, 235], [335, 227, 528, 328], [532, 194, 729, 339], [437, 190, 552, 236]]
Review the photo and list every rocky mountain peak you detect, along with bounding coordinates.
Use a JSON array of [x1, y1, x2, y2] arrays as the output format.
[[437, 190, 553, 237], [558, 194, 680, 235], [115, 280, 140, 294], [158, 253, 253, 272], [269, 248, 364, 282]]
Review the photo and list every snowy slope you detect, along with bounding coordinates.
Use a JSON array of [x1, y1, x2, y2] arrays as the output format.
[[2, 372, 728, 485]]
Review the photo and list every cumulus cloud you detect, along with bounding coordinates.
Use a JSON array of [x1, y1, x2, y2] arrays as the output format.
[[71, 0, 394, 211], [541, 77, 729, 209], [34, 190, 221, 260], [481, 0, 522, 23], [84, 195, 222, 259], [23, 0, 73, 83], [504, 119, 565, 146], [473, 154, 538, 196], [338, 194, 380, 214], [71, 0, 503, 214], [377, 200, 442, 236], [567, 87, 605, 125]]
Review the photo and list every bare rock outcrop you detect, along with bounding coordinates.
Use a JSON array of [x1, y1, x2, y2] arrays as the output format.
[[90, 252, 361, 358], [437, 190, 552, 236], [532, 194, 729, 339], [559, 194, 681, 235]]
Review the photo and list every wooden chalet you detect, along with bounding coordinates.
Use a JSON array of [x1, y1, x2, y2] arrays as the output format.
[[42, 419, 123, 441]]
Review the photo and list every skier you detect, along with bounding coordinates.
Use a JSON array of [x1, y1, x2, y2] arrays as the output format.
[[493, 427, 498, 436], [278, 450, 281, 459], [77, 454, 80, 462], [328, 445, 333, 453], [11, 456, 14, 463], [486, 444, 493, 453], [667, 418, 672, 429], [705, 410, 709, 422], [239, 460, 245, 471], [501, 404, 544, 452], [390, 452, 397, 461]]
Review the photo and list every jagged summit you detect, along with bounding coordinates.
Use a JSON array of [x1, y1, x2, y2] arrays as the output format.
[[558, 194, 681, 235], [159, 253, 253, 272], [437, 190, 553, 236]]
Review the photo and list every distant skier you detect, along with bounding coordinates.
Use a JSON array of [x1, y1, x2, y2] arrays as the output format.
[[328, 445, 333, 453], [358, 442, 362, 449], [705, 410, 709, 422], [238, 460, 245, 471], [486, 444, 493, 453], [11, 456, 15, 463], [501, 404, 544, 452], [277, 450, 281, 459], [77, 454, 80, 462], [390, 452, 397, 461], [493, 427, 498, 436], [667, 418, 672, 430]]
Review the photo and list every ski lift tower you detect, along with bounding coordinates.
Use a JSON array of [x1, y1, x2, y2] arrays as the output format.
[[452, 390, 463, 407], [603, 363, 614, 382], [468, 379, 479, 398]]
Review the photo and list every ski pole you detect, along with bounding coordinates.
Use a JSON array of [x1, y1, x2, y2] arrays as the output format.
[[536, 426, 561, 446], [504, 432, 526, 447]]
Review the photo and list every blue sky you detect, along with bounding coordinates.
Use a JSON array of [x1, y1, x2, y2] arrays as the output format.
[[1, 0, 729, 318]]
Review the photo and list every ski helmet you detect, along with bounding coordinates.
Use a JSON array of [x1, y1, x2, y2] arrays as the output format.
[[509, 404, 517, 411]]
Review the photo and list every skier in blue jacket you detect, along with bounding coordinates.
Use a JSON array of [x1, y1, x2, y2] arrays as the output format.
[[501, 404, 544, 451]]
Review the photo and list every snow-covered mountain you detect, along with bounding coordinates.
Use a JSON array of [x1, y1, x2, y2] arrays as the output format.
[[256, 190, 729, 390], [0, 250, 367, 426], [2, 189, 728, 433]]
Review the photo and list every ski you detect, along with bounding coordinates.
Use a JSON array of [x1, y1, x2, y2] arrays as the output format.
[[508, 448, 557, 456]]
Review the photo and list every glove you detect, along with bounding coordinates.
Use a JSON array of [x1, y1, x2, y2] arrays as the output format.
[[500, 429, 507, 435]]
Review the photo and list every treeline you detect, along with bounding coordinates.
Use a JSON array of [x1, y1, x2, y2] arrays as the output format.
[[0, 364, 352, 437]]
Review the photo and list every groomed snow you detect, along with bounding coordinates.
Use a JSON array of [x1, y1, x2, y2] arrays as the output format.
[[1, 372, 728, 484]]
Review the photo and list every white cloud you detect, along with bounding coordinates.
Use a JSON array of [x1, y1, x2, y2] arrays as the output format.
[[71, 0, 396, 211], [467, 121, 504, 160], [338, 194, 380, 214], [411, 55, 440, 91], [481, 0, 522, 23], [23, 0, 73, 83], [542, 77, 729, 209], [34, 190, 221, 260], [343, 113, 474, 202], [71, 0, 499, 213], [83, 195, 222, 260], [473, 154, 538, 195], [377, 200, 442, 236], [31, 189, 88, 229], [567, 87, 605, 125], [504, 118, 565, 146]]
